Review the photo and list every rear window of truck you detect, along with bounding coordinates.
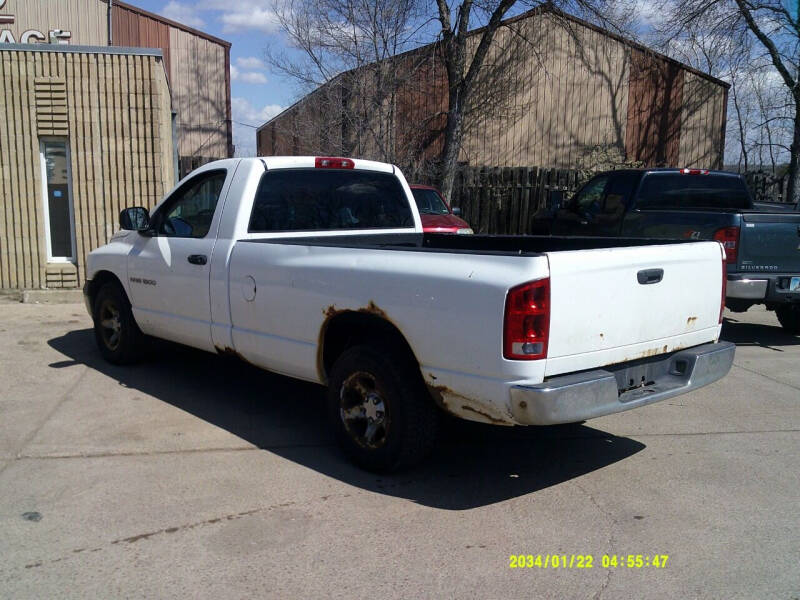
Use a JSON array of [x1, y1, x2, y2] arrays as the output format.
[[248, 169, 414, 233], [636, 174, 752, 210]]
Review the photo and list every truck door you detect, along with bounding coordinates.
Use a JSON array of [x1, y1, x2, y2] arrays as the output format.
[[127, 169, 229, 352]]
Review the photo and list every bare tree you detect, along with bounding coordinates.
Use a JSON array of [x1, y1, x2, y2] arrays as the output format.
[[265, 0, 429, 165], [268, 0, 637, 195], [433, 0, 517, 200], [660, 0, 800, 205]]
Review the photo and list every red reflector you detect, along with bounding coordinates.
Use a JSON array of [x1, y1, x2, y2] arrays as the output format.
[[680, 168, 709, 175], [315, 157, 354, 169], [504, 278, 550, 360], [713, 226, 739, 263]]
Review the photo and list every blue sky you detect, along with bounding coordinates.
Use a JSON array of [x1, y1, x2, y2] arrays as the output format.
[[131, 0, 294, 156]]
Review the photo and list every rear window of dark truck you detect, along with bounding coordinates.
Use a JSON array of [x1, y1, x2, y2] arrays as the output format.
[[636, 174, 752, 210], [248, 169, 414, 232]]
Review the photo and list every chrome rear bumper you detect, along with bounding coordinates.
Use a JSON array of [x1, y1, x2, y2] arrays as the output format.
[[509, 342, 735, 425], [726, 278, 767, 299]]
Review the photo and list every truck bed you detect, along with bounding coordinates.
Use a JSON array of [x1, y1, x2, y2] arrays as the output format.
[[242, 232, 693, 255]]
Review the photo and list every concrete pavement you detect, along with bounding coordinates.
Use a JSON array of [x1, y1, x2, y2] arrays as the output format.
[[0, 303, 798, 599]]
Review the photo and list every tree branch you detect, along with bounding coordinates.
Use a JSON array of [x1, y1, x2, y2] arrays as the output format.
[[732, 0, 796, 92]]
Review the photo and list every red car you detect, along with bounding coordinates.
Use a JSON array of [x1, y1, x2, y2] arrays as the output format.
[[409, 184, 473, 234]]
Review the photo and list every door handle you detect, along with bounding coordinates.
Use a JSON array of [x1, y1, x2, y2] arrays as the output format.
[[637, 268, 663, 285], [187, 254, 207, 265]]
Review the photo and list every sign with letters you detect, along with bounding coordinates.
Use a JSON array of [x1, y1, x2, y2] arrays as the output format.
[[0, 0, 72, 44]]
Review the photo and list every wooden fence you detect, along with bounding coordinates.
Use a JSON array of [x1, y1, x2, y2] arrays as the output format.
[[452, 166, 582, 234]]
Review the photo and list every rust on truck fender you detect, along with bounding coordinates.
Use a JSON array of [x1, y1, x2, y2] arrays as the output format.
[[426, 383, 514, 426], [317, 301, 396, 384]]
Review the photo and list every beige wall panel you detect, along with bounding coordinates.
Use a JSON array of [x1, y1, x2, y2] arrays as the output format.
[[679, 71, 725, 168], [168, 28, 227, 161], [0, 0, 108, 46], [0, 48, 173, 289], [456, 14, 630, 168]]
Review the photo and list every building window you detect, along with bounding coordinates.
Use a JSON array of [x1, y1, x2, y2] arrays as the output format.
[[40, 140, 76, 262]]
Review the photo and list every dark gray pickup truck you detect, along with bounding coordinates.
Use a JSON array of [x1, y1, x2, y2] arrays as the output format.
[[535, 168, 800, 333]]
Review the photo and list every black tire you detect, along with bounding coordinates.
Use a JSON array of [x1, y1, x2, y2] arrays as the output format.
[[776, 304, 800, 335], [92, 282, 146, 364], [327, 344, 439, 472]]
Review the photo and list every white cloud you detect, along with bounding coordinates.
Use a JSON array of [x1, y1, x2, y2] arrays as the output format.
[[161, 1, 206, 29], [614, 0, 670, 31], [160, 0, 280, 34], [231, 97, 284, 157], [221, 6, 280, 33], [230, 61, 268, 84], [236, 56, 266, 70], [239, 71, 268, 84]]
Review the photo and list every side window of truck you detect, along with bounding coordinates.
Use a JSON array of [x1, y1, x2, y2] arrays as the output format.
[[154, 170, 227, 238], [248, 169, 415, 232], [603, 172, 639, 217], [572, 175, 609, 215]]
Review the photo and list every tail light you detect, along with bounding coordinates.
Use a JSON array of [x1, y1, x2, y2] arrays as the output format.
[[315, 157, 354, 169], [713, 226, 739, 263], [719, 246, 727, 324], [504, 278, 550, 360], [680, 168, 710, 175]]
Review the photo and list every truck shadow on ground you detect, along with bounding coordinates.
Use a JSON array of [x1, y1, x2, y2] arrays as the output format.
[[721, 316, 800, 350], [48, 329, 645, 511]]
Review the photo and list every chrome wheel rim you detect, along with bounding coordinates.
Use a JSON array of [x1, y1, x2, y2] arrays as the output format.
[[339, 371, 390, 449], [98, 299, 122, 351]]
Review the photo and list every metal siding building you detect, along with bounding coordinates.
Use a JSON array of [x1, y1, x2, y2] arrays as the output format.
[[0, 45, 174, 290], [1, 0, 233, 170], [0, 0, 232, 290], [257, 9, 728, 172]]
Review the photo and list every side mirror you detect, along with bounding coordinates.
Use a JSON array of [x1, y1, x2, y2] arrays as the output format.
[[451, 206, 462, 216], [119, 207, 150, 231], [548, 190, 565, 212]]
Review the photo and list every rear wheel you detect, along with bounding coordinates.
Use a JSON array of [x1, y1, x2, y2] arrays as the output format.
[[776, 304, 800, 335], [93, 283, 146, 364], [327, 345, 439, 472]]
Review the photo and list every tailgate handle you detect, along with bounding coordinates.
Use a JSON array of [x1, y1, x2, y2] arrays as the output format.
[[637, 268, 663, 285]]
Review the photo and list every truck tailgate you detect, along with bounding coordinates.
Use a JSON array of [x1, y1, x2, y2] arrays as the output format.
[[739, 212, 800, 273], [544, 241, 723, 376]]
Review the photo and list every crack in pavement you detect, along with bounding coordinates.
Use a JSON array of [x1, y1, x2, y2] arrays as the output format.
[[11, 491, 353, 572], [574, 482, 617, 600], [732, 362, 800, 392], [616, 428, 800, 438], [0, 365, 89, 478], [6, 429, 798, 465], [11, 441, 334, 461]]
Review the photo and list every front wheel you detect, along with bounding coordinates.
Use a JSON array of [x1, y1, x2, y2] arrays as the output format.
[[93, 283, 146, 364], [327, 345, 439, 472], [776, 304, 800, 335]]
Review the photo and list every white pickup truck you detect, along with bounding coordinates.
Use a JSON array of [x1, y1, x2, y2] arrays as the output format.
[[84, 156, 735, 471]]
